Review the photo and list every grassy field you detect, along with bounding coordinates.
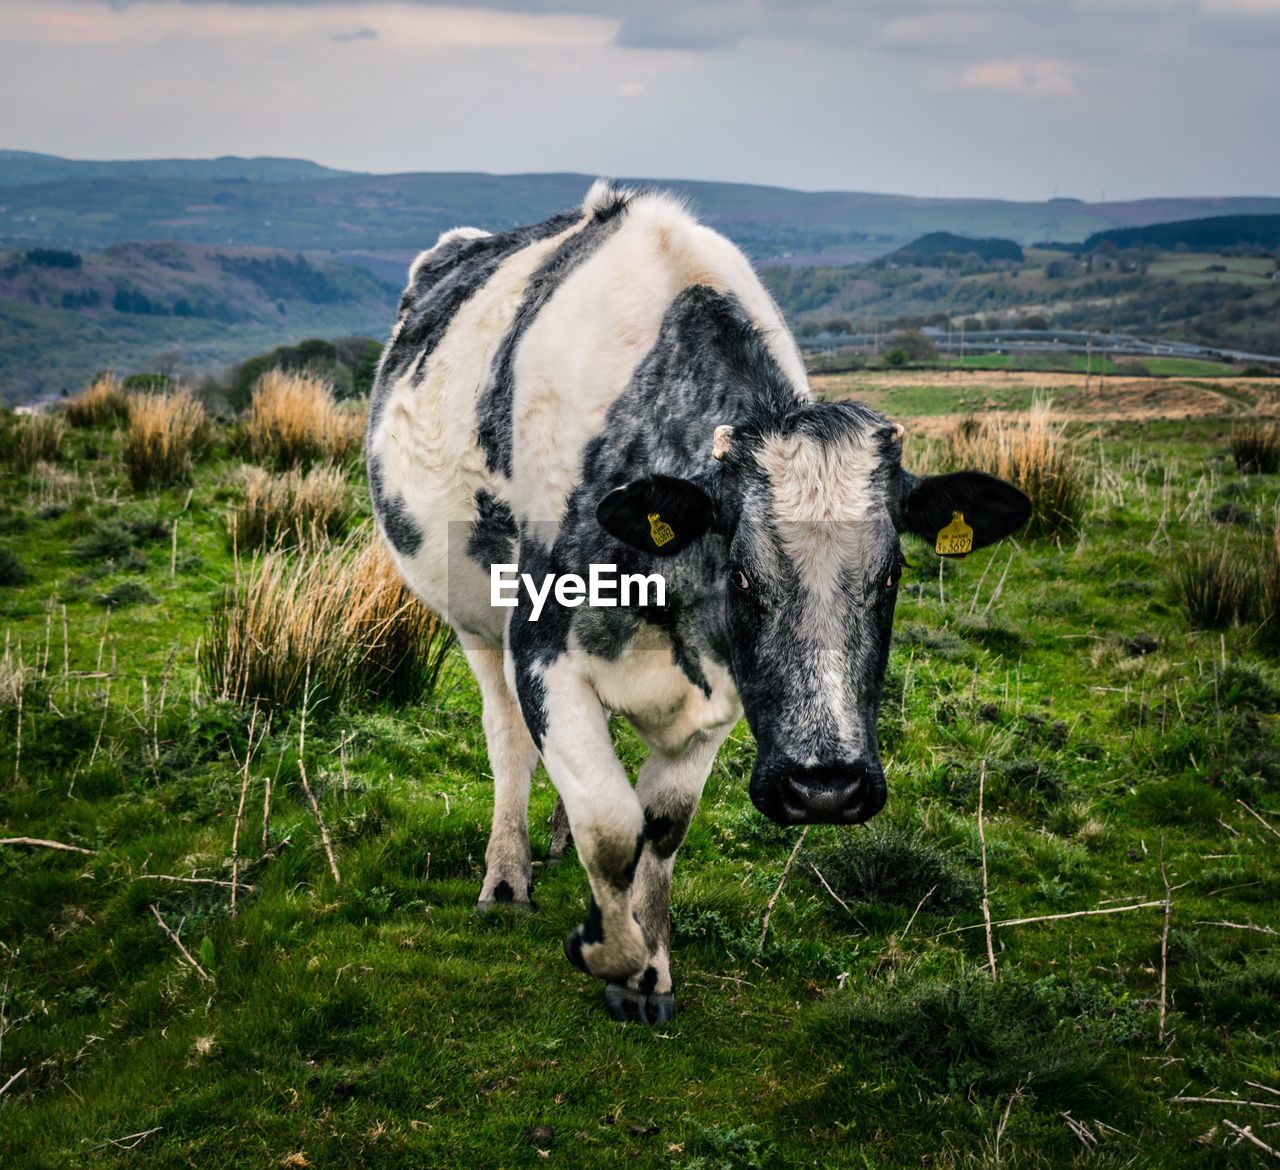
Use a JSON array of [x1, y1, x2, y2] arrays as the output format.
[[1, 381, 1278, 1168]]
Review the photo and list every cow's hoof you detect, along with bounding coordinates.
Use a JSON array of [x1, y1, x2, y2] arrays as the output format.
[[604, 982, 676, 1026], [563, 928, 590, 974], [476, 879, 533, 914], [476, 897, 534, 914]]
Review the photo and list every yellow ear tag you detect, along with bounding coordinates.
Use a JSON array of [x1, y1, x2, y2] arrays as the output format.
[[935, 511, 974, 557], [647, 512, 676, 548]]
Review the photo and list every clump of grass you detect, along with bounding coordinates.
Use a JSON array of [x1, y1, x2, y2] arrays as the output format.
[[231, 465, 352, 551], [244, 371, 364, 471], [812, 822, 978, 911], [1171, 540, 1261, 629], [1228, 422, 1280, 475], [836, 966, 1113, 1108], [95, 581, 157, 609], [123, 389, 210, 491], [0, 642, 31, 708], [0, 412, 67, 472], [944, 401, 1086, 538], [65, 374, 130, 428], [204, 527, 453, 710]]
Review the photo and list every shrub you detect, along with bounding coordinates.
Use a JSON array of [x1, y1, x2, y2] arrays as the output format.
[[1171, 541, 1260, 629], [812, 822, 978, 912], [122, 389, 210, 491], [65, 374, 130, 428], [943, 401, 1086, 538], [203, 526, 453, 710], [0, 547, 29, 586], [244, 370, 364, 471], [230, 465, 351, 551], [1228, 422, 1280, 475], [0, 412, 66, 472], [95, 581, 157, 608]]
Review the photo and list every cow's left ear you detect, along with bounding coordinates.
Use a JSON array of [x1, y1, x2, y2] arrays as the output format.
[[596, 474, 716, 557], [901, 471, 1031, 557]]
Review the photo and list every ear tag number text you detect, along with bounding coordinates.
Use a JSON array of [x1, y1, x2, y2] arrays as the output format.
[[935, 511, 974, 557], [647, 512, 676, 547]]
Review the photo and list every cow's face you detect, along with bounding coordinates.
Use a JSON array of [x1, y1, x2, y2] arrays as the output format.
[[596, 402, 1030, 826]]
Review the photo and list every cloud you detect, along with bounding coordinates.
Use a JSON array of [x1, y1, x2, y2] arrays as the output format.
[[960, 57, 1079, 96], [331, 24, 376, 40]]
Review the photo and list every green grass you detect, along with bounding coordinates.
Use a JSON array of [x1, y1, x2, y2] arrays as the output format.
[[0, 410, 1277, 1167], [1141, 357, 1241, 378]]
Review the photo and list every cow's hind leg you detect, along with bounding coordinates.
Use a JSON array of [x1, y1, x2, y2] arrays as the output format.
[[603, 725, 731, 1025], [459, 632, 540, 909]]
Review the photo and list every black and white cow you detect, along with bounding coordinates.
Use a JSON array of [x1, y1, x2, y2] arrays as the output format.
[[367, 182, 1029, 1024]]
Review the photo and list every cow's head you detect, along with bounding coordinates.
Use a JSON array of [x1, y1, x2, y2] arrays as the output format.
[[597, 401, 1030, 825]]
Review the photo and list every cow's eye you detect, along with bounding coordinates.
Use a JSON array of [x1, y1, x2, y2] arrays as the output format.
[[728, 565, 751, 593]]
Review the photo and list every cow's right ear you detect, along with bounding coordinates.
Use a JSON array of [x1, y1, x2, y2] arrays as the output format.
[[596, 474, 716, 557]]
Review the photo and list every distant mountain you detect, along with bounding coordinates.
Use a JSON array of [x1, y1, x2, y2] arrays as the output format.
[[0, 150, 351, 187], [0, 240, 397, 402], [1080, 214, 1280, 253], [4, 153, 1280, 260], [891, 232, 1024, 263]]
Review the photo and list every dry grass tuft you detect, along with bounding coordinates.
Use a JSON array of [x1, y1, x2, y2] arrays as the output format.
[[65, 374, 130, 428], [1228, 422, 1280, 475], [203, 526, 453, 710], [245, 371, 364, 471], [123, 389, 211, 491], [0, 412, 67, 472], [1171, 528, 1280, 639], [943, 402, 1087, 538], [231, 465, 352, 551]]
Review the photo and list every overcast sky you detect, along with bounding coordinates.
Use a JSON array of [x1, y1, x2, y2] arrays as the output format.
[[2, 0, 1277, 200]]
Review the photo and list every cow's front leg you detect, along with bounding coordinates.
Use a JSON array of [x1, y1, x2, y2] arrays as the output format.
[[459, 632, 540, 909], [603, 725, 731, 1025], [533, 661, 648, 985]]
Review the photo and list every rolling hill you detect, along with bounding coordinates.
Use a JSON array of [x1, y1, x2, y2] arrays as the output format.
[[5, 153, 1280, 262]]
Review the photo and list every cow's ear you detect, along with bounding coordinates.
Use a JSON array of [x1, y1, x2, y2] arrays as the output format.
[[902, 471, 1031, 557], [596, 474, 716, 557]]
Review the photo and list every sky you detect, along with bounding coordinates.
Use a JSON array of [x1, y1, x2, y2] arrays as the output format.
[[1, 0, 1278, 201]]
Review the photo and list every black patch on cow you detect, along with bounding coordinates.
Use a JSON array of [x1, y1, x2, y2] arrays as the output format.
[[493, 880, 515, 904], [637, 966, 659, 996], [368, 453, 424, 556], [643, 809, 674, 847], [466, 489, 518, 567], [583, 897, 605, 945], [369, 208, 580, 438], [477, 193, 633, 477], [564, 931, 589, 974]]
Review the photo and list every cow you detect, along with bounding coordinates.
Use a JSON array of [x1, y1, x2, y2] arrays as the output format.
[[367, 182, 1030, 1024]]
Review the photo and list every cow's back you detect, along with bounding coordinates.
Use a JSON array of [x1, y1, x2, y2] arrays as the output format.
[[366, 182, 808, 642]]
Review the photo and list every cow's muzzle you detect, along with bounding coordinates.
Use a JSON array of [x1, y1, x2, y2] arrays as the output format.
[[749, 758, 887, 825]]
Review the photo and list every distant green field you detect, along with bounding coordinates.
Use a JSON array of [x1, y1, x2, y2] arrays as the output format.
[[947, 353, 1122, 375], [1141, 357, 1240, 377], [0, 404, 1277, 1168]]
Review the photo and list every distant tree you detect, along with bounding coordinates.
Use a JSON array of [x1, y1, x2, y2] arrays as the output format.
[[885, 329, 939, 363], [883, 347, 908, 368], [24, 248, 81, 270], [1018, 314, 1050, 331]]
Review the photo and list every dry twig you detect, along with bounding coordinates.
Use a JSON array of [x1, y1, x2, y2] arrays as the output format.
[[1222, 1120, 1280, 1160], [0, 837, 95, 855], [1158, 837, 1172, 1045], [940, 900, 1167, 936], [147, 904, 212, 982], [978, 760, 997, 982], [0, 1067, 26, 1097], [1237, 799, 1280, 842], [759, 827, 808, 950]]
